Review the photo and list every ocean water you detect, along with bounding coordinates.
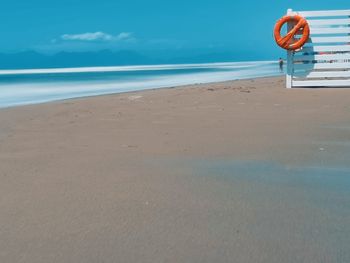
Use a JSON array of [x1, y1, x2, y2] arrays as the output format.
[[0, 61, 281, 108]]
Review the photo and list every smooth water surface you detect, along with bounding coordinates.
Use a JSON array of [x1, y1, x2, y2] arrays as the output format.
[[0, 61, 281, 108]]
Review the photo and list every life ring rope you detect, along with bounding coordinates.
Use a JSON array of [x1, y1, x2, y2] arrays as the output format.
[[274, 15, 310, 51]]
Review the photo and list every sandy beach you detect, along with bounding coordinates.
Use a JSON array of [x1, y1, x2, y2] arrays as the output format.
[[1, 76, 350, 262]]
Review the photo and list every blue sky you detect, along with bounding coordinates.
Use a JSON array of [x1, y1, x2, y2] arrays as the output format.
[[1, 0, 349, 59]]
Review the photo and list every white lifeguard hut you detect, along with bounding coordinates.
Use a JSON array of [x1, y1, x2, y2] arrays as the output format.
[[286, 9, 350, 88]]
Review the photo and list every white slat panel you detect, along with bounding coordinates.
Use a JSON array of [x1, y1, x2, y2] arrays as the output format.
[[293, 79, 350, 87], [293, 71, 350, 78], [310, 27, 350, 34], [300, 45, 350, 53], [306, 36, 350, 43], [298, 10, 350, 17], [307, 19, 350, 26], [289, 9, 350, 88], [294, 62, 350, 70], [294, 53, 350, 61]]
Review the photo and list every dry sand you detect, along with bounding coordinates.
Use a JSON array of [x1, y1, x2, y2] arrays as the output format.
[[1, 76, 350, 262]]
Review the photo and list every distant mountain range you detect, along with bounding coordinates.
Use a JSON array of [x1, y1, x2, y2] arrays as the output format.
[[0, 49, 273, 69]]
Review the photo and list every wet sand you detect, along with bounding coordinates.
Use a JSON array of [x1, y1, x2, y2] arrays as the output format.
[[0, 76, 350, 262]]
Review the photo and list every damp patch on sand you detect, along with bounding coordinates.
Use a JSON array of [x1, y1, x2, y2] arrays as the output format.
[[146, 157, 350, 262]]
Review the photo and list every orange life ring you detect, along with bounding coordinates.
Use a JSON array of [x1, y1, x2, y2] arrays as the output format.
[[274, 15, 310, 51]]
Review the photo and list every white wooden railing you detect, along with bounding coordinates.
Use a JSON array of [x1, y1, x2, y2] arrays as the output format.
[[286, 9, 350, 88]]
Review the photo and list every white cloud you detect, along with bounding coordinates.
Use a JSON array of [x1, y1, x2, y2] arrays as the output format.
[[60, 32, 134, 42], [116, 32, 133, 41]]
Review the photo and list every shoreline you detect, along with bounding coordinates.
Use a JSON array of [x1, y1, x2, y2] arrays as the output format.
[[0, 75, 280, 110], [0, 61, 281, 109], [1, 76, 350, 262]]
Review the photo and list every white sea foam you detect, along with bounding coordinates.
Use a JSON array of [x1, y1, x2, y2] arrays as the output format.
[[0, 61, 275, 75], [0, 61, 282, 108]]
